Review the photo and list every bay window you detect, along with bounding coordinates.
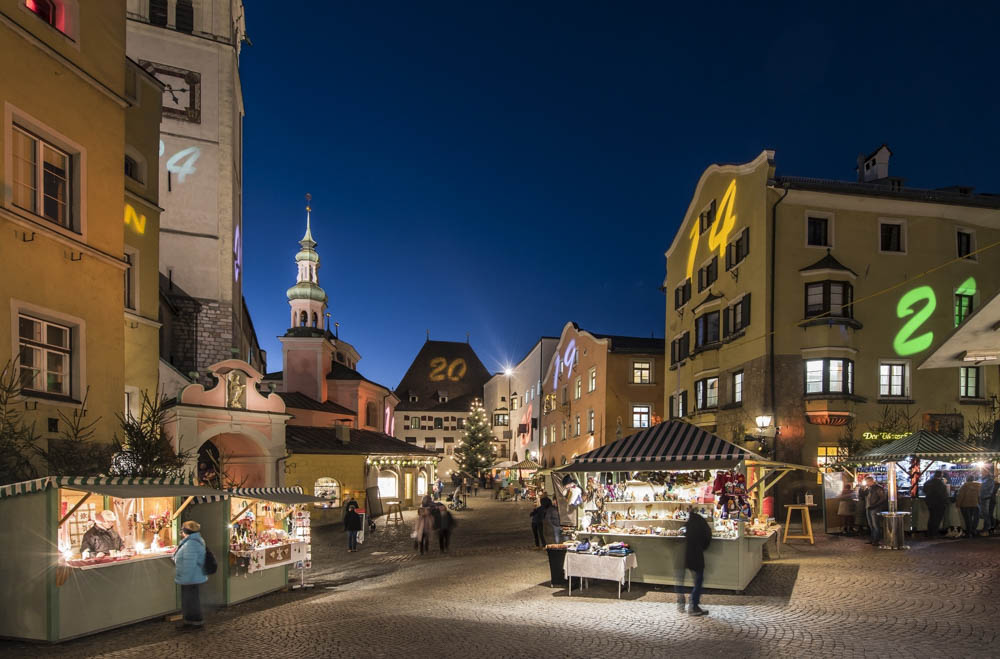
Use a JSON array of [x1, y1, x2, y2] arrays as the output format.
[[804, 358, 854, 395], [695, 311, 720, 349], [805, 281, 853, 318]]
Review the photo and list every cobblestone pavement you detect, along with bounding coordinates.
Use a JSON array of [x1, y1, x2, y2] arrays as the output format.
[[3, 493, 998, 658]]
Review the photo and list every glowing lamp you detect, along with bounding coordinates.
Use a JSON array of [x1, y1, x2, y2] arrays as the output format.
[[62, 550, 72, 561], [755, 415, 773, 431], [135, 542, 145, 553], [504, 368, 513, 377]]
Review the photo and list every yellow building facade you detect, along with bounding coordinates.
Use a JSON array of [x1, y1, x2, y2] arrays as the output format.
[[0, 0, 161, 466], [664, 149, 1000, 473]]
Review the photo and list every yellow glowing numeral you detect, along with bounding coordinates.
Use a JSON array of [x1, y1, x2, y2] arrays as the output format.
[[685, 221, 701, 279], [124, 204, 146, 235], [429, 358, 467, 382], [707, 179, 737, 259]]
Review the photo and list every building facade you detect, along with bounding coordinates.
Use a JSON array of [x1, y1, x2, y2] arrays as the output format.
[[0, 0, 162, 460], [663, 148, 1000, 473], [393, 339, 492, 478], [540, 322, 665, 468], [483, 337, 558, 463], [125, 0, 265, 381]]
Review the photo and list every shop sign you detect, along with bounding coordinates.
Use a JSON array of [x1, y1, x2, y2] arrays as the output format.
[[862, 432, 909, 441]]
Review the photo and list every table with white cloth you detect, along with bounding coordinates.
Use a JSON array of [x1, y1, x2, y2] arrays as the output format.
[[563, 551, 638, 598]]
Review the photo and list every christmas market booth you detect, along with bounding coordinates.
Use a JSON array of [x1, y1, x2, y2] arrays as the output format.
[[0, 476, 227, 643], [833, 430, 1000, 537], [188, 486, 323, 607], [555, 421, 815, 591]]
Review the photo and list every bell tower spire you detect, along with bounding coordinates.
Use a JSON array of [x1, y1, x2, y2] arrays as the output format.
[[286, 193, 328, 331]]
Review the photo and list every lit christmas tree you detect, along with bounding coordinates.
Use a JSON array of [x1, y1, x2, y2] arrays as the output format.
[[454, 398, 493, 476]]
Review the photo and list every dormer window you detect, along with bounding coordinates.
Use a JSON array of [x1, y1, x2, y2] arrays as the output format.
[[409, 394, 418, 403]]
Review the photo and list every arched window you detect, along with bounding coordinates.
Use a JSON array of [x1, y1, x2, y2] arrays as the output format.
[[175, 0, 193, 33], [299, 310, 307, 327], [416, 473, 427, 496], [377, 470, 398, 498], [311, 312, 318, 328], [149, 0, 167, 26], [314, 477, 340, 508]]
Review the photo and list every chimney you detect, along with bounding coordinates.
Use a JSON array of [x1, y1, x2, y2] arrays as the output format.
[[336, 424, 351, 444], [857, 144, 892, 183]]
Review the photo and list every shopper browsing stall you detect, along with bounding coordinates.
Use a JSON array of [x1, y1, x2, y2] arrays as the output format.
[[677, 508, 711, 616], [174, 521, 207, 629], [864, 477, 888, 545]]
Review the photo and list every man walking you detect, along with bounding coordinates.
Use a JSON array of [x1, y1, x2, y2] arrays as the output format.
[[864, 476, 888, 546], [677, 508, 711, 616], [979, 468, 995, 536], [923, 471, 948, 539]]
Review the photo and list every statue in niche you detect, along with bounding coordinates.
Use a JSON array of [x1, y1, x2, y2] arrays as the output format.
[[227, 371, 247, 409]]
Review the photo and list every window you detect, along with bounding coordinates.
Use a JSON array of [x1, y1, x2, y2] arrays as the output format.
[[694, 377, 719, 410], [123, 250, 137, 310], [879, 220, 905, 253], [669, 391, 687, 419], [433, 417, 443, 430], [726, 228, 750, 269], [574, 415, 581, 436], [955, 292, 974, 327], [674, 279, 692, 309], [542, 427, 548, 446], [957, 230, 975, 260], [492, 413, 508, 427], [632, 404, 651, 428], [409, 417, 420, 430], [365, 401, 377, 427], [26, 0, 56, 25], [670, 332, 691, 365], [561, 421, 567, 441], [699, 200, 716, 234], [149, 0, 167, 26], [816, 446, 842, 472], [878, 361, 908, 398], [18, 314, 70, 396], [697, 256, 718, 292], [588, 367, 597, 392], [314, 478, 341, 507], [732, 371, 743, 404], [457, 417, 465, 429], [804, 358, 854, 395], [12, 125, 72, 230], [804, 281, 853, 318], [510, 396, 519, 411], [695, 311, 720, 349], [561, 387, 568, 404], [377, 472, 398, 498], [959, 367, 980, 399], [724, 295, 751, 336], [175, 0, 194, 33], [587, 409, 594, 433], [124, 154, 140, 182], [807, 216, 830, 247], [574, 376, 582, 399], [633, 361, 651, 384]]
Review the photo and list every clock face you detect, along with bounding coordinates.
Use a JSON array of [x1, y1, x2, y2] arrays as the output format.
[[160, 73, 191, 112], [139, 60, 201, 123]]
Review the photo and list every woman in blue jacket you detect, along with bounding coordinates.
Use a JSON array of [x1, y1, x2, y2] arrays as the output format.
[[174, 520, 207, 628]]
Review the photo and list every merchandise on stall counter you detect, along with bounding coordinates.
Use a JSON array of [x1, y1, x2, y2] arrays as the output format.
[[229, 497, 309, 575]]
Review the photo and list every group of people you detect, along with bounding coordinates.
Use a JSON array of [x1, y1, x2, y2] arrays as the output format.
[[412, 495, 457, 554]]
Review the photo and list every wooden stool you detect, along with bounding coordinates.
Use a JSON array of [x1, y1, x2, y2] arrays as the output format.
[[385, 501, 403, 526], [783, 504, 815, 544]]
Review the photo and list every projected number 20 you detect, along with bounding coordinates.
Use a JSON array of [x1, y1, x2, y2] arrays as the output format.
[[429, 358, 467, 382]]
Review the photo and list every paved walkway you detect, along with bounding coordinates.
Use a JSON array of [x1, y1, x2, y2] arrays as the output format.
[[3, 493, 998, 658]]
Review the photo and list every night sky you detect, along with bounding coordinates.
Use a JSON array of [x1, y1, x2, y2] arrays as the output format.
[[240, 1, 999, 390]]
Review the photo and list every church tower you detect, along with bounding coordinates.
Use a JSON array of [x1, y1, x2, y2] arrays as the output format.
[[286, 195, 328, 330]]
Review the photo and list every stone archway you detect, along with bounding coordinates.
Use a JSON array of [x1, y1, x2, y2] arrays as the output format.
[[199, 432, 269, 488]]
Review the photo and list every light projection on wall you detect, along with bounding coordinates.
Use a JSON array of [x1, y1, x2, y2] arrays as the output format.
[[233, 224, 242, 282], [159, 140, 201, 183], [429, 357, 467, 382], [892, 277, 976, 357], [123, 203, 146, 235], [552, 338, 578, 389], [686, 179, 739, 278]]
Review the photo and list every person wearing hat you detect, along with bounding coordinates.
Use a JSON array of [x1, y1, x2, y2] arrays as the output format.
[[80, 510, 124, 556], [173, 520, 207, 629]]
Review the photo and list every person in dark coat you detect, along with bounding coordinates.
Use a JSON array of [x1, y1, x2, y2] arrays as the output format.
[[676, 509, 712, 616], [923, 471, 949, 538], [432, 503, 455, 552], [344, 502, 362, 552], [80, 510, 124, 556], [864, 477, 888, 545], [530, 497, 552, 548]]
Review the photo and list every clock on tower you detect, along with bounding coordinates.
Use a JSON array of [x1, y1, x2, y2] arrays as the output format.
[[139, 60, 201, 123]]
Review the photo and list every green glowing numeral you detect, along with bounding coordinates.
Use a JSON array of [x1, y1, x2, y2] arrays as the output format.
[[893, 286, 936, 356]]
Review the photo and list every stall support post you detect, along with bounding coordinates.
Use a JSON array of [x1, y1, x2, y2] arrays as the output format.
[[46, 486, 60, 643]]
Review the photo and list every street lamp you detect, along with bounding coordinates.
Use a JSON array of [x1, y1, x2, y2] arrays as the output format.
[[753, 415, 774, 458]]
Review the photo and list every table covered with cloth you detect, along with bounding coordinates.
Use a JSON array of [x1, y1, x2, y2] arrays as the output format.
[[563, 552, 638, 597]]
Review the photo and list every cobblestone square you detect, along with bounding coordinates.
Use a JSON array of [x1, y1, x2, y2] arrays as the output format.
[[2, 495, 996, 658]]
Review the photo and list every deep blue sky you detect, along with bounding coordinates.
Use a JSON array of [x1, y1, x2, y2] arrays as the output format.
[[240, 1, 999, 390]]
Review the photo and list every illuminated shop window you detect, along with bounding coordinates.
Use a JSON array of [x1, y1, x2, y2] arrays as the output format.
[[12, 125, 73, 230], [18, 314, 71, 396], [807, 216, 830, 247], [632, 405, 651, 428], [804, 358, 854, 395], [417, 474, 427, 496], [805, 281, 853, 318], [732, 371, 743, 404], [632, 361, 651, 384], [956, 230, 975, 260], [694, 377, 718, 410], [878, 361, 908, 398], [816, 446, 843, 472], [695, 311, 720, 348], [314, 478, 340, 507], [959, 367, 980, 399], [377, 472, 398, 499]]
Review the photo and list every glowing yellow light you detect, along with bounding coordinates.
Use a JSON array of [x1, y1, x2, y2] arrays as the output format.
[[62, 550, 72, 561], [124, 203, 147, 235], [135, 541, 145, 553]]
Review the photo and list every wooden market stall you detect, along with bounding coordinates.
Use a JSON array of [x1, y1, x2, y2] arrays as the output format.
[[555, 421, 813, 591], [187, 486, 324, 607], [0, 476, 226, 643]]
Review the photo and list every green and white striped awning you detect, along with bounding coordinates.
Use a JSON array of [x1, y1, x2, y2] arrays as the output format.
[[561, 421, 761, 472], [0, 476, 226, 500], [839, 430, 1000, 466], [511, 459, 542, 470], [193, 486, 323, 504]]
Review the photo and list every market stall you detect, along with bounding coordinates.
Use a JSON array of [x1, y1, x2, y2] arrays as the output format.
[[555, 421, 812, 591], [0, 476, 227, 643], [188, 486, 323, 607], [835, 430, 1000, 534]]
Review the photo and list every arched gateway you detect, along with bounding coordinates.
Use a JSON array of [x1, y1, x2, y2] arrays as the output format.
[[164, 360, 289, 488]]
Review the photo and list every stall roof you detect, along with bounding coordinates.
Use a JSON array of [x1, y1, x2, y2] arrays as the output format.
[[837, 430, 1000, 465], [490, 460, 516, 469], [560, 421, 762, 472], [0, 476, 227, 500], [511, 459, 542, 470], [200, 486, 323, 505]]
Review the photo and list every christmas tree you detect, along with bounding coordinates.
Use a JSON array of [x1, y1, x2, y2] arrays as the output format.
[[454, 398, 493, 476]]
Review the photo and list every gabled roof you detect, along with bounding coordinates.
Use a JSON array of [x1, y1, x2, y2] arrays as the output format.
[[326, 361, 393, 393], [840, 430, 1000, 464], [587, 330, 665, 354], [286, 426, 438, 456], [799, 251, 858, 277], [277, 391, 355, 416], [394, 340, 491, 411]]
